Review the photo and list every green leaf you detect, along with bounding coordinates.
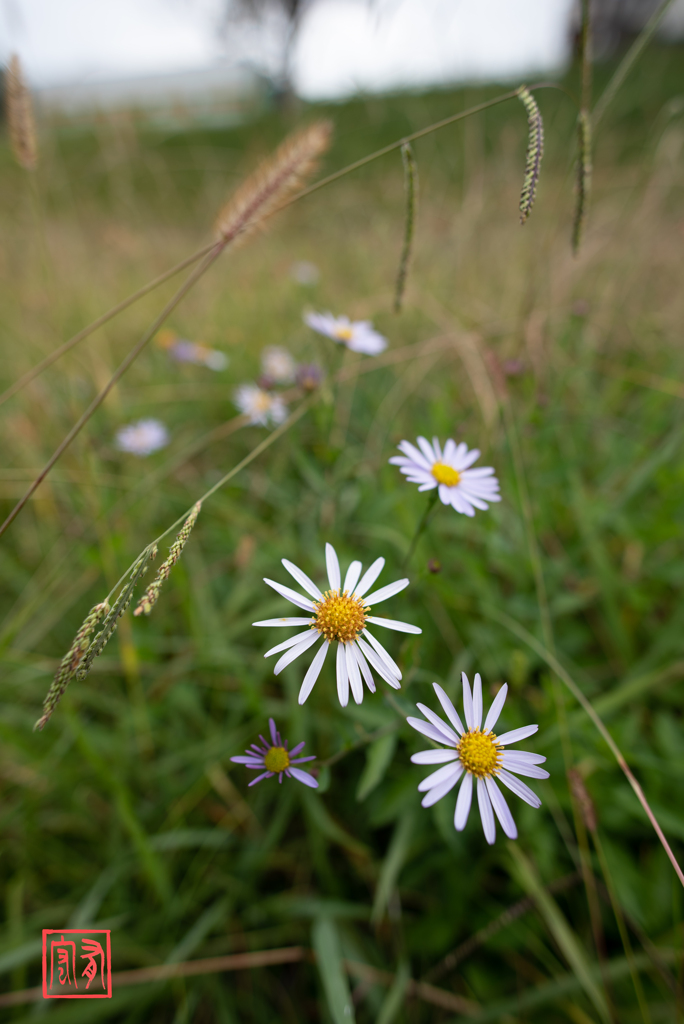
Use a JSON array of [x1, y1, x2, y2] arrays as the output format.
[[356, 733, 397, 802], [372, 808, 415, 924], [508, 843, 610, 1024], [312, 916, 355, 1024], [376, 958, 410, 1024]]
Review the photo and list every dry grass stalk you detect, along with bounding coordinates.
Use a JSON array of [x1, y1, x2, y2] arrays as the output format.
[[34, 601, 110, 731], [394, 142, 418, 313], [572, 110, 592, 255], [134, 502, 201, 616], [567, 767, 598, 832], [6, 54, 38, 172], [517, 86, 544, 224], [215, 121, 332, 244]]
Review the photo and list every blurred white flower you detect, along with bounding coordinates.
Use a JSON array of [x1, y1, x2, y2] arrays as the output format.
[[389, 436, 500, 517], [253, 542, 421, 707], [290, 260, 320, 285], [230, 718, 318, 788], [234, 384, 288, 426], [304, 311, 387, 355], [408, 675, 549, 845], [261, 346, 296, 384], [115, 418, 169, 457]]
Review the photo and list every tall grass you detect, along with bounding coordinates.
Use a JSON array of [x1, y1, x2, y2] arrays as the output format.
[[1, 45, 684, 1022]]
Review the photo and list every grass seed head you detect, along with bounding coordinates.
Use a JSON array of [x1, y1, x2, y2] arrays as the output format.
[[34, 601, 110, 731], [517, 85, 544, 225], [134, 501, 201, 616], [6, 54, 38, 172], [214, 120, 333, 245]]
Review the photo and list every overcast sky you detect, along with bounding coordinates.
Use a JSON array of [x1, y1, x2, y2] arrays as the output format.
[[0, 0, 676, 101]]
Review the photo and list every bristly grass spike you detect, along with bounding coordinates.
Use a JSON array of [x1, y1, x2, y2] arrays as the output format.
[[517, 85, 544, 225], [134, 501, 201, 616], [572, 110, 592, 255], [6, 54, 38, 172], [394, 140, 418, 313], [34, 601, 110, 731]]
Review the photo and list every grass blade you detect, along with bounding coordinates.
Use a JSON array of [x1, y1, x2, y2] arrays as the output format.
[[312, 916, 356, 1024]]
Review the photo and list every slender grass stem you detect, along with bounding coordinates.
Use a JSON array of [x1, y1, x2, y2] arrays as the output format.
[[486, 603, 684, 890], [0, 241, 217, 410], [592, 0, 679, 128], [592, 827, 652, 1024], [401, 490, 439, 573], [0, 242, 224, 540]]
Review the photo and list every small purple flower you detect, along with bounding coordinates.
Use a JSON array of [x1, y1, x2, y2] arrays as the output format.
[[231, 718, 319, 788], [295, 362, 323, 392]]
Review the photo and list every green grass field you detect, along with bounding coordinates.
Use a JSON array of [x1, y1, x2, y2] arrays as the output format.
[[1, 43, 684, 1023]]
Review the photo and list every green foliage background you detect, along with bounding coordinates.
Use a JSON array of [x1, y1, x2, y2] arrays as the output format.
[[1, 46, 684, 1022]]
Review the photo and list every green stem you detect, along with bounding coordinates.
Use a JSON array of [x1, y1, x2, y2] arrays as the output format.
[[402, 491, 439, 572]]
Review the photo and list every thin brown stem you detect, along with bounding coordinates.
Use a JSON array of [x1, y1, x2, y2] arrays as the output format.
[[0, 241, 216, 409], [0, 243, 224, 540], [486, 604, 684, 889]]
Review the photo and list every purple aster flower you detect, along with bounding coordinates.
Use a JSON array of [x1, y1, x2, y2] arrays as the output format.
[[231, 718, 319, 788]]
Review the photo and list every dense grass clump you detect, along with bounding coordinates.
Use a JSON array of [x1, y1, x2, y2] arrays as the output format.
[[1, 45, 684, 1022]]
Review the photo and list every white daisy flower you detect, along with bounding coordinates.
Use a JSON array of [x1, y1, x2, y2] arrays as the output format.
[[261, 346, 296, 384], [389, 436, 501, 517], [231, 718, 318, 788], [234, 384, 288, 426], [407, 674, 548, 845], [304, 311, 387, 356], [253, 542, 421, 707], [115, 418, 169, 457]]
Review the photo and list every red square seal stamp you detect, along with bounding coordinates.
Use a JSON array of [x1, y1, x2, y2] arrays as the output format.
[[42, 929, 112, 999]]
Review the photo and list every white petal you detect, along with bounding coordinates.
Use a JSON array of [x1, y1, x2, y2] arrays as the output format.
[[406, 717, 449, 745], [415, 703, 460, 745], [431, 436, 442, 460], [264, 578, 315, 612], [432, 683, 464, 735], [472, 673, 483, 729], [500, 750, 546, 765], [364, 578, 409, 606], [352, 641, 376, 693], [343, 560, 362, 594], [265, 629, 314, 658], [477, 777, 496, 845], [454, 772, 473, 831], [365, 616, 421, 634], [497, 768, 542, 808], [462, 672, 475, 730], [356, 637, 400, 689], [230, 755, 265, 766], [456, 447, 481, 471], [486, 777, 517, 839], [355, 557, 385, 598], [411, 749, 458, 765], [484, 683, 508, 733], [281, 559, 322, 600], [497, 724, 539, 746], [253, 617, 313, 627], [501, 755, 549, 779], [398, 440, 432, 470], [418, 762, 463, 792], [362, 630, 402, 679], [417, 435, 438, 465], [345, 644, 364, 705], [273, 630, 320, 674], [289, 767, 319, 788], [420, 766, 462, 807], [298, 641, 328, 704], [325, 543, 341, 590], [443, 439, 457, 462], [336, 642, 349, 707]]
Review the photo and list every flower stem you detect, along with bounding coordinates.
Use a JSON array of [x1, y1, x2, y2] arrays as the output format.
[[402, 491, 439, 572]]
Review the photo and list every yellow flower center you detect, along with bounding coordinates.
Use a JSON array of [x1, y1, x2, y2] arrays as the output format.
[[432, 462, 461, 487], [264, 746, 290, 773], [457, 730, 502, 778], [334, 326, 354, 342], [254, 391, 272, 412], [314, 589, 367, 644]]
